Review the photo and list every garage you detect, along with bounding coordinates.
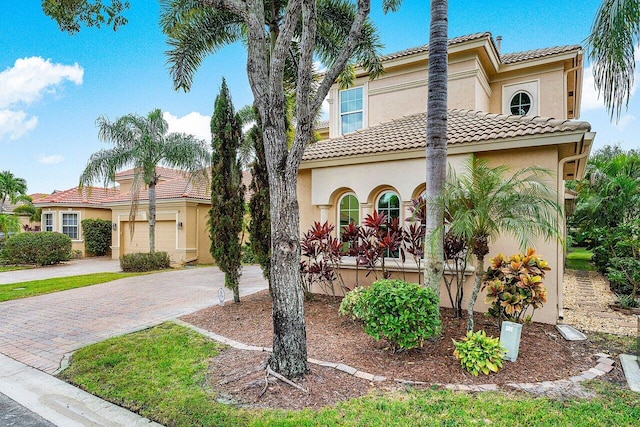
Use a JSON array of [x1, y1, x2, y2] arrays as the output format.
[[120, 220, 176, 256]]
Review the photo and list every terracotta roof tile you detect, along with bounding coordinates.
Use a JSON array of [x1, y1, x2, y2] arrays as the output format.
[[32, 187, 119, 205], [114, 166, 187, 181], [302, 110, 591, 161], [500, 45, 582, 64], [108, 175, 211, 203], [379, 32, 491, 62]]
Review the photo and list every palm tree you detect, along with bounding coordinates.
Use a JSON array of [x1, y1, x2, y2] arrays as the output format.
[[79, 108, 210, 253], [444, 158, 562, 332], [0, 171, 29, 213], [587, 0, 640, 120], [424, 0, 448, 295]]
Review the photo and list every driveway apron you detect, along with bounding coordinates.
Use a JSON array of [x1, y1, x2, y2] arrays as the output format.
[[0, 266, 268, 373]]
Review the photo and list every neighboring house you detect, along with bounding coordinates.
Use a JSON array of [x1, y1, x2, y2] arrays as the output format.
[[298, 32, 595, 324], [33, 167, 252, 264], [32, 187, 118, 255], [104, 167, 214, 264]]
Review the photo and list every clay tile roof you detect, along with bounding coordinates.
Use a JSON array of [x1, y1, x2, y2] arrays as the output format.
[[500, 45, 581, 64], [379, 32, 491, 62], [32, 187, 119, 205], [114, 166, 186, 181], [315, 120, 329, 130], [302, 110, 591, 162], [108, 174, 211, 203]]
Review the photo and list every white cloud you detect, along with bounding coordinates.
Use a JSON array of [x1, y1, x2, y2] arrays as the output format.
[[0, 57, 83, 109], [37, 154, 64, 165], [615, 114, 636, 131], [163, 111, 211, 141], [0, 109, 38, 140]]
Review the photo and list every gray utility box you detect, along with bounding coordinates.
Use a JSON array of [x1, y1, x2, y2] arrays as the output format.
[[500, 321, 522, 362]]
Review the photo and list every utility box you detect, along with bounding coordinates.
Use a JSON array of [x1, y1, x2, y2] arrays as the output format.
[[500, 321, 522, 362]]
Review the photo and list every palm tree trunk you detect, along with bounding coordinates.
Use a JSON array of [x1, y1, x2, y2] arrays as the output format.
[[467, 254, 485, 332], [148, 182, 156, 254], [424, 0, 448, 295]]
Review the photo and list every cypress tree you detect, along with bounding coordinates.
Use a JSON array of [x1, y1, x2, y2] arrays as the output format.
[[247, 111, 271, 292], [210, 78, 245, 303]]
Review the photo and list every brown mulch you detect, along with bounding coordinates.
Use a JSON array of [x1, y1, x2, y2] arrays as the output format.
[[180, 290, 627, 410]]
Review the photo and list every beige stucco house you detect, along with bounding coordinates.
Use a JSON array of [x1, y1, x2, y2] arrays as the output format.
[[33, 167, 216, 264], [298, 32, 595, 324]]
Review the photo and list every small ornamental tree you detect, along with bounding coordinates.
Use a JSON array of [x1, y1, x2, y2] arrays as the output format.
[[81, 218, 112, 256], [209, 79, 245, 303], [247, 112, 271, 291]]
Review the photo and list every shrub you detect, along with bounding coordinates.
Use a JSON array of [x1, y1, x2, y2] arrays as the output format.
[[453, 330, 506, 376], [120, 252, 171, 272], [2, 232, 72, 266], [616, 294, 640, 309], [482, 249, 550, 323], [358, 279, 440, 351], [241, 242, 256, 264], [338, 286, 369, 320], [81, 219, 112, 256]]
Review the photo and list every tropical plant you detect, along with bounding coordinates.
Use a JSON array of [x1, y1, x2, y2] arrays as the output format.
[[81, 219, 112, 256], [0, 214, 20, 235], [453, 330, 506, 376], [2, 232, 71, 265], [482, 249, 550, 324], [12, 203, 42, 223], [159, 0, 399, 378], [300, 221, 346, 298], [209, 79, 245, 303], [587, 0, 640, 120], [0, 170, 30, 213], [357, 279, 440, 352], [444, 157, 562, 332], [424, 0, 448, 295], [338, 286, 368, 320], [79, 108, 209, 254]]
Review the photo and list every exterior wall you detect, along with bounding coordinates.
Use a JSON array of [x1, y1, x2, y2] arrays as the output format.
[[39, 206, 111, 256], [110, 200, 213, 264], [298, 147, 563, 324]]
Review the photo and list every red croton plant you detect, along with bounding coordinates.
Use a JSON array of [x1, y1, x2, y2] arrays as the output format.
[[482, 248, 550, 323]]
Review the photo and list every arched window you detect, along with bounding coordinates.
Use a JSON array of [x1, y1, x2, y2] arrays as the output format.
[[377, 191, 401, 222], [338, 194, 359, 229], [509, 91, 532, 116]]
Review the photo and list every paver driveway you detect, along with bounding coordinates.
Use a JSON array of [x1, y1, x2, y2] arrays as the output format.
[[0, 266, 268, 373]]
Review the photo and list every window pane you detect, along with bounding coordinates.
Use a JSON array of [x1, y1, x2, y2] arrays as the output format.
[[61, 214, 78, 239], [339, 195, 359, 228]]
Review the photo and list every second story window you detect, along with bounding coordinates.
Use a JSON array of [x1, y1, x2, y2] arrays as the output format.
[[340, 87, 363, 134], [510, 91, 532, 115]]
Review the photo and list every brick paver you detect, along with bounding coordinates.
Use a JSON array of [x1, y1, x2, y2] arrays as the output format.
[[0, 266, 267, 373]]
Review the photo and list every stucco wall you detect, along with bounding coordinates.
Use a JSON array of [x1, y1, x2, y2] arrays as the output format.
[[39, 206, 112, 256]]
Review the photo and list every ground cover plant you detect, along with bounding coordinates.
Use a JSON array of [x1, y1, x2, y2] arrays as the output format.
[[0, 272, 148, 302], [566, 247, 595, 271], [60, 321, 640, 426]]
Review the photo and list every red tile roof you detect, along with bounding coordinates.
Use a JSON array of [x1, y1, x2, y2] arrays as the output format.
[[302, 110, 591, 162], [114, 166, 187, 181], [32, 187, 119, 205], [107, 174, 211, 203]]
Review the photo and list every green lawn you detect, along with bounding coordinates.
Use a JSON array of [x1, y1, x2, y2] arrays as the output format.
[[59, 323, 640, 427], [0, 272, 148, 302], [566, 247, 595, 271], [0, 265, 34, 273]]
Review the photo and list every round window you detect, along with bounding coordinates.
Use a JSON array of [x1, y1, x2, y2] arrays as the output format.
[[509, 92, 532, 116]]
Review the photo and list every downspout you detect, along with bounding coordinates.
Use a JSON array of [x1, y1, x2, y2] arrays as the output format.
[[556, 132, 594, 320], [563, 53, 583, 119]]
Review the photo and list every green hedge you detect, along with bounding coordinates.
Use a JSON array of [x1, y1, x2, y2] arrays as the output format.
[[82, 219, 112, 256], [120, 252, 171, 272], [2, 232, 72, 266]]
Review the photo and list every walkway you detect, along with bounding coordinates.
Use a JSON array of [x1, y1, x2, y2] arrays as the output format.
[[0, 265, 268, 374], [563, 270, 637, 336], [0, 257, 121, 285]]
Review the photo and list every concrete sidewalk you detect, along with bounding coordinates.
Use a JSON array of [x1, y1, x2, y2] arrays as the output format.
[[0, 257, 121, 285]]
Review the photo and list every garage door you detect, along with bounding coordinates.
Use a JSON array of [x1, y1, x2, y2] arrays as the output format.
[[121, 220, 176, 254]]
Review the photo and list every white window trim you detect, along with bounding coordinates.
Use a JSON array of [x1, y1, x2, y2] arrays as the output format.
[[42, 212, 54, 232], [332, 83, 368, 137], [59, 211, 82, 241], [502, 80, 539, 116], [375, 191, 402, 224]]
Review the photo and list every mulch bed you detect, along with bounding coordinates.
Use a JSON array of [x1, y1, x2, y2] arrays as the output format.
[[180, 290, 627, 410]]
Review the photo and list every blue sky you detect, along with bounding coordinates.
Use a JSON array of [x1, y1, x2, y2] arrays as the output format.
[[1, 1, 638, 194]]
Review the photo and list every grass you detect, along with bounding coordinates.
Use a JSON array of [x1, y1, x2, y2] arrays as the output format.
[[0, 272, 148, 302], [566, 247, 595, 271], [0, 265, 34, 273], [60, 323, 640, 427]]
